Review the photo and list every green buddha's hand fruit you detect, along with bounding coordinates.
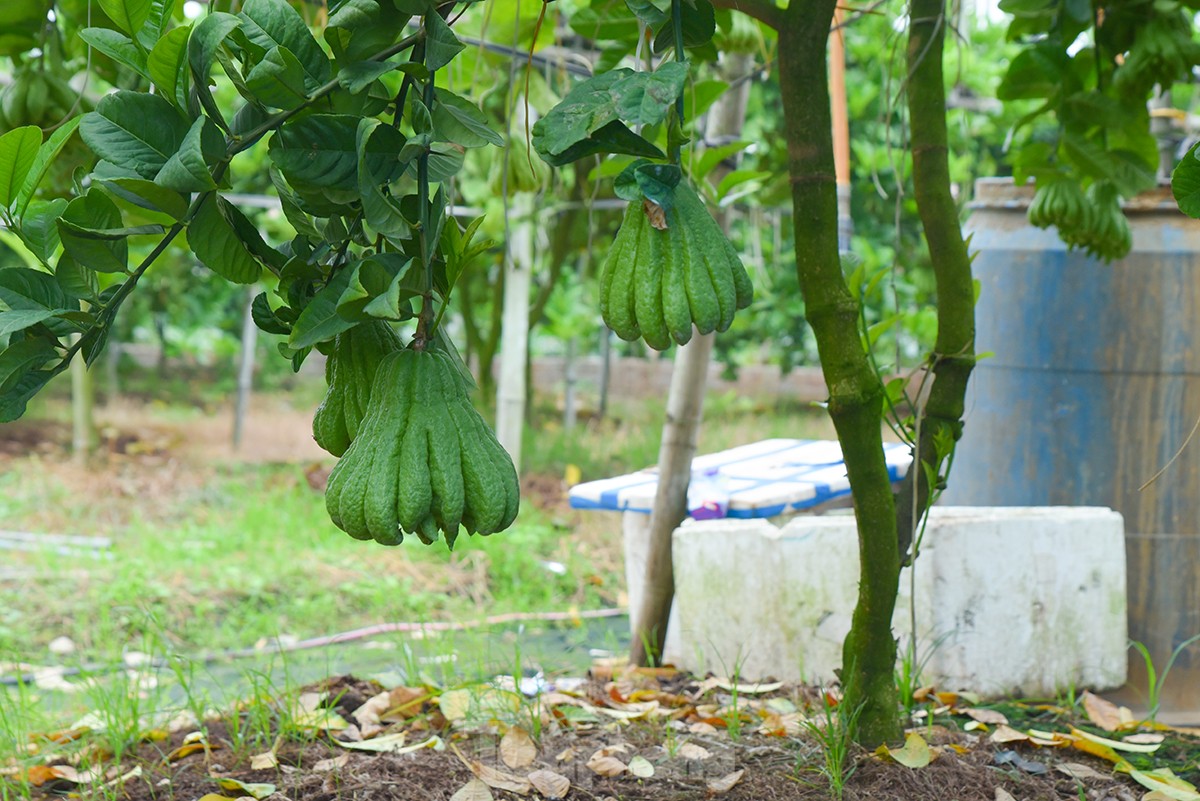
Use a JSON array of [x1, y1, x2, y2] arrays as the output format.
[[599, 173, 753, 350], [325, 345, 519, 548], [313, 321, 403, 456]]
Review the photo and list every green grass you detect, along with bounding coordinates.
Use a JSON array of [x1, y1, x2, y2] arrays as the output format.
[[0, 462, 620, 661]]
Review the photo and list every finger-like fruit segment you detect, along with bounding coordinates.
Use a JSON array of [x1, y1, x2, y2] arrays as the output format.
[[313, 321, 402, 456]]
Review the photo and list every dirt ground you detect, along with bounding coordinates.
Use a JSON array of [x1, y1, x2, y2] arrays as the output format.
[[13, 673, 1177, 801]]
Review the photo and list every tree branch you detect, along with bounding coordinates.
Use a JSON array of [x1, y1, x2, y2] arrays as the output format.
[[710, 0, 784, 31]]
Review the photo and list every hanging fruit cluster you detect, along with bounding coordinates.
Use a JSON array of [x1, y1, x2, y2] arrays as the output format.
[[599, 163, 753, 350], [1028, 178, 1132, 262], [319, 340, 519, 549]]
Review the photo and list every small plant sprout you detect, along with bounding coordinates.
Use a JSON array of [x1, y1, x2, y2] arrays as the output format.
[[1130, 633, 1200, 722]]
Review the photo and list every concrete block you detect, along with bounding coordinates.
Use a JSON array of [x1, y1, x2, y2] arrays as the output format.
[[665, 507, 1127, 697]]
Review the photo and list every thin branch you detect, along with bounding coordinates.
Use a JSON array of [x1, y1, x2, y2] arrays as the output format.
[[710, 0, 784, 31]]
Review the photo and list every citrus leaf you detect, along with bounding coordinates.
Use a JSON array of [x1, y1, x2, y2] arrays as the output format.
[[188, 194, 262, 284], [80, 91, 190, 179], [149, 24, 192, 110], [0, 126, 43, 209], [79, 27, 149, 78], [14, 118, 79, 220], [98, 0, 151, 38], [245, 45, 309, 110], [238, 0, 330, 89]]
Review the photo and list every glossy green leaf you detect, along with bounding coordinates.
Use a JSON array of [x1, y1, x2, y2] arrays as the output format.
[[0, 268, 76, 316], [251, 292, 290, 335], [238, 0, 331, 89], [336, 253, 411, 319], [532, 65, 687, 164], [21, 199, 69, 265], [100, 178, 189, 220], [997, 44, 1075, 101], [189, 11, 242, 129], [356, 119, 410, 238], [149, 24, 192, 110], [1172, 141, 1200, 218], [14, 117, 80, 220], [433, 89, 504, 148], [0, 126, 42, 209], [223, 199, 287, 271], [80, 91, 190, 179], [424, 10, 464, 71], [142, 0, 177, 46], [79, 27, 150, 78], [0, 310, 61, 338], [155, 116, 224, 192], [57, 189, 129, 274], [245, 45, 309, 110], [188, 194, 263, 284], [54, 255, 100, 302], [270, 113, 402, 192], [337, 61, 396, 94], [289, 267, 358, 348], [0, 367, 56, 422], [99, 0, 152, 38]]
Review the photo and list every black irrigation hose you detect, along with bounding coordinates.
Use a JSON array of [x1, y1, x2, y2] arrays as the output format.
[[1, 607, 627, 687]]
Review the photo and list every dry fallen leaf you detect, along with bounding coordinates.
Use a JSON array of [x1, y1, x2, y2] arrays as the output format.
[[312, 753, 351, 772], [469, 761, 531, 795], [249, 750, 278, 770], [707, 769, 745, 796], [689, 721, 719, 735], [629, 755, 655, 778], [528, 769, 570, 799], [1125, 767, 1200, 801], [990, 725, 1030, 744], [1124, 733, 1166, 745], [555, 746, 578, 763], [449, 779, 494, 801], [587, 754, 628, 777], [1055, 762, 1108, 781], [994, 788, 1018, 801], [500, 726, 537, 769], [959, 707, 1008, 726], [677, 743, 712, 761], [1081, 691, 1124, 732]]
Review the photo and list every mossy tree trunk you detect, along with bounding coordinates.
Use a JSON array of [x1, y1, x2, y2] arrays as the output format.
[[894, 0, 976, 560], [777, 3, 902, 746]]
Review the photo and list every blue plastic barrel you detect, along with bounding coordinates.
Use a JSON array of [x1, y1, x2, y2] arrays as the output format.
[[942, 178, 1200, 714]]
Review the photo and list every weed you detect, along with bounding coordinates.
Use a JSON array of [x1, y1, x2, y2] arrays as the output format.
[[1130, 633, 1200, 722], [800, 690, 864, 801]]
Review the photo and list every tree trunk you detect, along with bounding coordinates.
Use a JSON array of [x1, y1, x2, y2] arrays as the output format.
[[778, 5, 902, 746], [894, 0, 976, 561], [629, 332, 714, 665], [495, 193, 533, 471], [233, 286, 258, 450], [629, 51, 753, 667]]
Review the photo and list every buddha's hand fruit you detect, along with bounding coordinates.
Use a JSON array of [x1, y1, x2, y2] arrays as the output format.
[[599, 163, 753, 350], [324, 345, 519, 548], [312, 321, 403, 456]]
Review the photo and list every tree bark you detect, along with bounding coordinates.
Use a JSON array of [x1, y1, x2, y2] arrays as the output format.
[[895, 0, 976, 561], [778, 4, 902, 745], [629, 52, 753, 667]]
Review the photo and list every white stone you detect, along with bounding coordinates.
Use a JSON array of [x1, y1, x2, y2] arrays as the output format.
[[640, 507, 1127, 697], [48, 635, 76, 655]]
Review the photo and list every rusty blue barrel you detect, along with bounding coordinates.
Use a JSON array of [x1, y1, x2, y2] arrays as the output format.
[[942, 178, 1200, 715]]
